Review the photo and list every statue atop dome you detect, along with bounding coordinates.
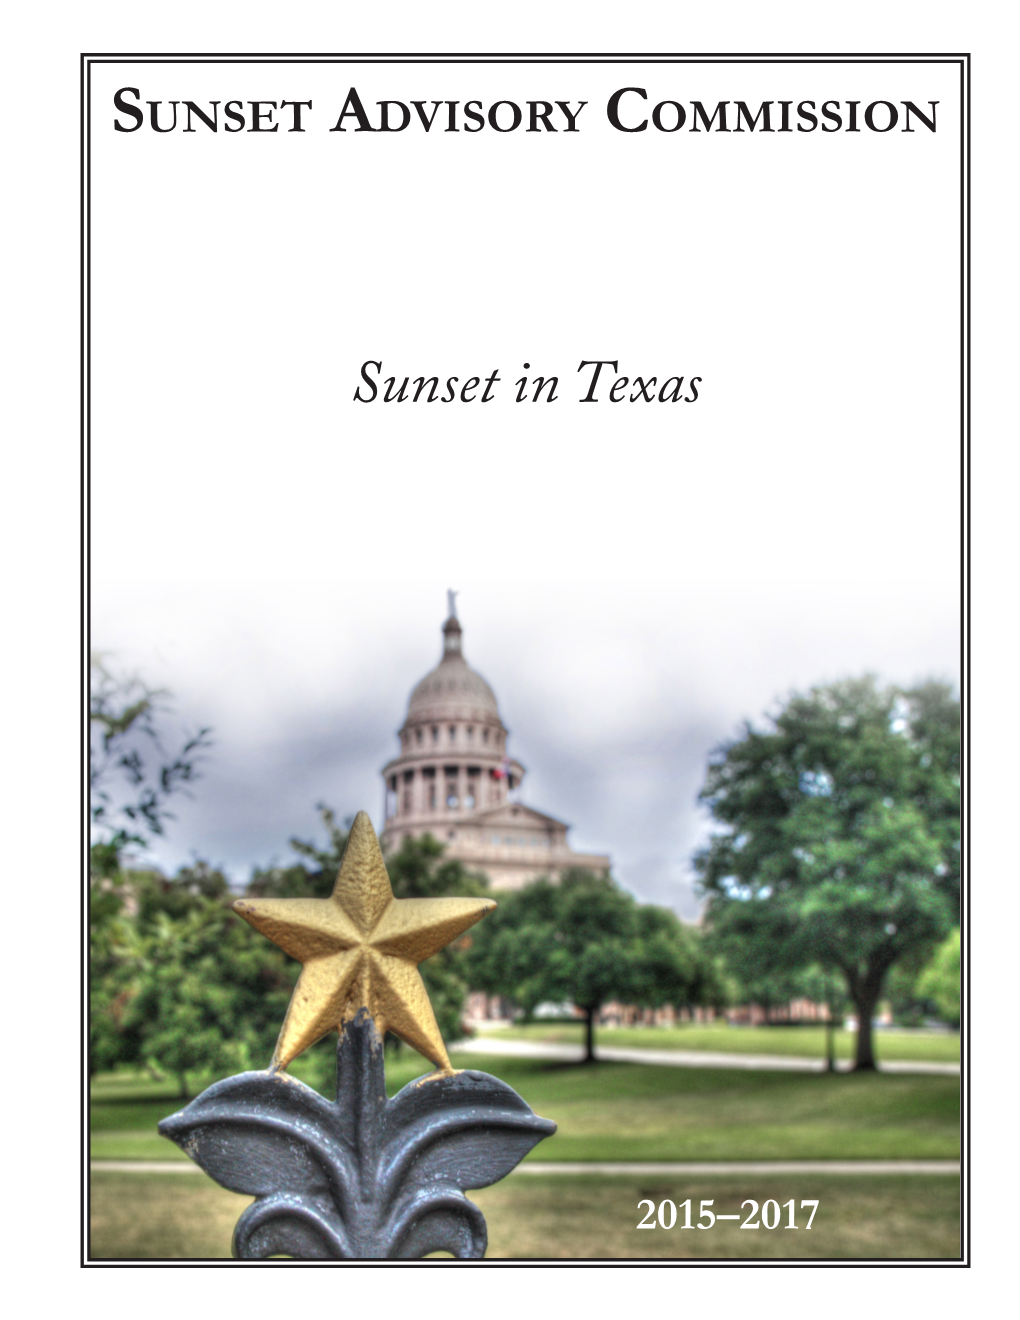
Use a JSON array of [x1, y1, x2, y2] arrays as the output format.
[[380, 598, 611, 891]]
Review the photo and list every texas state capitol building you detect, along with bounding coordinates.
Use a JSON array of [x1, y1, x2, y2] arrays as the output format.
[[380, 603, 610, 890]]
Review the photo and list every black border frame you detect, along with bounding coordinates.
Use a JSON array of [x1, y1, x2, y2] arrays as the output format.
[[82, 51, 971, 1269]]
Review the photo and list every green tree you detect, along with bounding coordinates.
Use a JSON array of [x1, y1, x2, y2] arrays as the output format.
[[246, 804, 352, 899], [707, 945, 848, 1069], [88, 880, 145, 1077], [124, 865, 296, 1096], [90, 654, 212, 860], [89, 658, 214, 1077], [385, 832, 489, 902], [884, 937, 945, 1027], [466, 869, 713, 1062], [916, 928, 961, 1027], [384, 833, 490, 1048], [696, 677, 959, 1070]]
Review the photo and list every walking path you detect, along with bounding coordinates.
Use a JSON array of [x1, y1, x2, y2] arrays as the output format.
[[517, 1161, 959, 1176], [452, 1037, 959, 1076], [91, 1159, 959, 1176]]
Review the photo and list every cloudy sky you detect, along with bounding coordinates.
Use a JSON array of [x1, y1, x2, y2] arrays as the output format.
[[93, 576, 958, 919]]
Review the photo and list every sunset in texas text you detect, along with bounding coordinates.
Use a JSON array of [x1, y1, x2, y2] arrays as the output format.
[[353, 360, 702, 404]]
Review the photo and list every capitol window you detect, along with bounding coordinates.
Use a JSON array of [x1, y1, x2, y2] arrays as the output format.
[[465, 792, 476, 808], [447, 792, 459, 809], [432, 726, 439, 743], [467, 726, 474, 740], [449, 725, 456, 741], [482, 728, 489, 744], [416, 728, 423, 745]]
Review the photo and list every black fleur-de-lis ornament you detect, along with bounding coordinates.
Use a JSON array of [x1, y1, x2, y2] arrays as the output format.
[[158, 813, 555, 1259]]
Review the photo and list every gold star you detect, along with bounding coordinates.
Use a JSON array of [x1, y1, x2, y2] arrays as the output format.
[[233, 811, 495, 1074]]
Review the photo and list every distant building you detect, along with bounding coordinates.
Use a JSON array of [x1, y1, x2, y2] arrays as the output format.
[[380, 599, 610, 890]]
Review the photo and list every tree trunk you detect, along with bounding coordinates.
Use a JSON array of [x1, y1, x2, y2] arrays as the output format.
[[178, 1071, 189, 1099], [851, 982, 883, 1071], [824, 972, 837, 1072], [825, 1009, 836, 1073], [583, 1007, 596, 1063]]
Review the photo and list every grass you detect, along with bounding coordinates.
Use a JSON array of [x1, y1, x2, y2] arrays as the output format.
[[90, 1047, 961, 1261], [89, 1171, 961, 1260], [479, 1021, 960, 1063], [90, 1051, 960, 1164], [477, 1174, 960, 1260]]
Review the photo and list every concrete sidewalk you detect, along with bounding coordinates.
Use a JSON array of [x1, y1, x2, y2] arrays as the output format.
[[516, 1161, 959, 1176], [452, 1037, 959, 1075]]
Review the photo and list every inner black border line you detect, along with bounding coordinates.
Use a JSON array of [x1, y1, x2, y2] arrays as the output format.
[[82, 51, 970, 1271]]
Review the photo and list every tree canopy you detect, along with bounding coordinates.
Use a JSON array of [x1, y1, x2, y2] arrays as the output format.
[[695, 676, 960, 1069], [466, 869, 720, 1061], [916, 928, 961, 1028], [88, 660, 494, 1086], [90, 654, 212, 867], [121, 865, 297, 1095], [90, 781, 492, 1089], [90, 660, 225, 1087]]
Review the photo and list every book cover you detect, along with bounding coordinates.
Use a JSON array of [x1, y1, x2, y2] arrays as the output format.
[[83, 48, 969, 1271]]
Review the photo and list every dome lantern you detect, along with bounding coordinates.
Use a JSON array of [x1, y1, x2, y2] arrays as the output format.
[[442, 613, 463, 659], [403, 600, 501, 729]]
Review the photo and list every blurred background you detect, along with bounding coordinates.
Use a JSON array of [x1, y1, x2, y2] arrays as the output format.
[[89, 590, 960, 1260]]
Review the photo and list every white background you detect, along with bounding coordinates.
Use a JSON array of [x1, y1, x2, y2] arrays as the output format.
[[91, 60, 959, 592], [3, 0, 1014, 1304]]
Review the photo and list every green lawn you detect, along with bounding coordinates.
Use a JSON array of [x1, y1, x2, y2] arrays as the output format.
[[478, 1022, 960, 1063], [90, 1048, 961, 1261], [89, 1170, 961, 1260], [91, 1050, 960, 1164]]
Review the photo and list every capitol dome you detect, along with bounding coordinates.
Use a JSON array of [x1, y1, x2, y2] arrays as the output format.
[[405, 615, 500, 725], [380, 595, 610, 892]]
